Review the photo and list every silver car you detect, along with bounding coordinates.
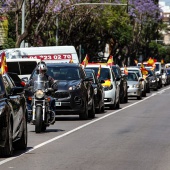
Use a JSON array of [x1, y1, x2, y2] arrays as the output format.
[[126, 71, 143, 100]]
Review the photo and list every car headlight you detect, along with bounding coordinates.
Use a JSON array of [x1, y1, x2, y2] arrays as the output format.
[[94, 88, 97, 95], [35, 90, 44, 99], [103, 84, 113, 91], [68, 83, 81, 90], [132, 84, 139, 88], [152, 80, 156, 82]]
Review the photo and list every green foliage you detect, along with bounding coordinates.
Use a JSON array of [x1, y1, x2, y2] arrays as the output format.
[[2, 38, 15, 49]]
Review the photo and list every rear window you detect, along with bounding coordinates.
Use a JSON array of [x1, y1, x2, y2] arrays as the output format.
[[7, 61, 37, 75]]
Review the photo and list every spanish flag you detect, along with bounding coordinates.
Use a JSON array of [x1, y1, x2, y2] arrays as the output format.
[[97, 65, 101, 79], [107, 55, 114, 66], [147, 57, 157, 66], [69, 59, 74, 63], [161, 59, 164, 64], [140, 63, 148, 75], [81, 54, 89, 67], [134, 59, 138, 65], [124, 65, 128, 75], [0, 52, 8, 74]]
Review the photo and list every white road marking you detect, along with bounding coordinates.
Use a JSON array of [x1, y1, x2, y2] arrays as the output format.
[[0, 86, 170, 165]]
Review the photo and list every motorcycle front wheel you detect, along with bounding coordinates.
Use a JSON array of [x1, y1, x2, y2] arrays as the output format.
[[35, 106, 43, 133]]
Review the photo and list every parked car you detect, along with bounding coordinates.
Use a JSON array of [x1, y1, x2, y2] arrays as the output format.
[[112, 65, 128, 103], [161, 68, 170, 86], [145, 68, 158, 91], [29, 63, 95, 120], [86, 63, 120, 109], [0, 73, 27, 157], [84, 68, 105, 113], [126, 71, 143, 100], [121, 66, 147, 97]]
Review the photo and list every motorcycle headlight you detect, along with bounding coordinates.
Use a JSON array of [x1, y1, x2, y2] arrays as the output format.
[[35, 90, 44, 99], [157, 78, 159, 81], [94, 88, 97, 95], [103, 84, 113, 91], [68, 83, 81, 90], [152, 80, 156, 82]]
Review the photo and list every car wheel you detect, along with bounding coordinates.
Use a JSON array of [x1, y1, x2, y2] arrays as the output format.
[[79, 100, 88, 120], [124, 91, 128, 103], [88, 99, 95, 118], [116, 98, 120, 109], [13, 114, 27, 150], [0, 119, 13, 157], [142, 90, 146, 97], [137, 92, 142, 100], [110, 97, 116, 109]]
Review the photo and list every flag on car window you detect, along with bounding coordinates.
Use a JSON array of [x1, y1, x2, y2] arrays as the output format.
[[0, 52, 8, 74], [134, 59, 138, 65], [97, 65, 101, 79], [81, 54, 89, 67], [107, 55, 114, 66], [124, 65, 128, 75], [140, 63, 148, 75]]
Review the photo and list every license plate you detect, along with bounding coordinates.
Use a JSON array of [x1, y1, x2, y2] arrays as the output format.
[[55, 102, 61, 106]]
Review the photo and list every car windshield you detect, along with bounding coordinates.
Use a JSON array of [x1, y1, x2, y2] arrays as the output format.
[[155, 64, 160, 72], [84, 71, 95, 83], [112, 67, 119, 78], [47, 66, 80, 80], [87, 67, 111, 80], [166, 69, 170, 74], [129, 70, 141, 77], [127, 73, 138, 81], [0, 76, 6, 94], [147, 70, 153, 77]]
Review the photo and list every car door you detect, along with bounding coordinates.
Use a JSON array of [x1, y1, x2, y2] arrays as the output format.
[[111, 69, 119, 101], [2, 74, 24, 137]]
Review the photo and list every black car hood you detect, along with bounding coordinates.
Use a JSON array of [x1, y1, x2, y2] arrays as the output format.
[[57, 80, 81, 90]]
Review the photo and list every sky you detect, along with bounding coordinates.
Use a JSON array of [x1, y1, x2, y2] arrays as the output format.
[[160, 0, 170, 6]]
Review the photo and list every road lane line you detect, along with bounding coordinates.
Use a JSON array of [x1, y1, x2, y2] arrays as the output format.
[[1, 86, 170, 165]]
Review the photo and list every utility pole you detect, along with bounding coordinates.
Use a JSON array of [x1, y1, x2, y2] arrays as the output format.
[[20, 0, 25, 48]]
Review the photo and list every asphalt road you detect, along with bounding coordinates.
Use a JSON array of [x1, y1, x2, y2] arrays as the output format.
[[1, 86, 170, 170]]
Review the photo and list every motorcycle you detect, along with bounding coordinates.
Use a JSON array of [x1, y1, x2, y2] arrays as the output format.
[[28, 74, 56, 133]]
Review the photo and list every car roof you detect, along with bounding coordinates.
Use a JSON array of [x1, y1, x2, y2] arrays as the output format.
[[46, 63, 80, 67], [86, 63, 111, 68]]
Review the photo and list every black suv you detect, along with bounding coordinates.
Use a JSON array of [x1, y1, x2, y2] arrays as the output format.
[[29, 63, 95, 120], [112, 65, 128, 103], [0, 73, 27, 157], [84, 68, 105, 113]]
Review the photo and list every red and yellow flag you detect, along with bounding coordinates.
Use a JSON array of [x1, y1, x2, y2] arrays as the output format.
[[81, 54, 89, 67], [140, 63, 148, 75], [97, 65, 101, 79], [147, 57, 156, 66], [69, 59, 74, 63], [161, 59, 164, 64], [107, 55, 114, 66], [0, 52, 8, 74], [124, 65, 128, 75], [134, 59, 138, 65]]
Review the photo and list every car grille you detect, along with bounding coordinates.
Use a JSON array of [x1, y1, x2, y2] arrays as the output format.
[[55, 92, 70, 99]]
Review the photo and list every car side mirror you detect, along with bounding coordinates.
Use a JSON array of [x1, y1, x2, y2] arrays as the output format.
[[22, 77, 28, 82], [10, 87, 24, 95], [99, 79, 105, 83]]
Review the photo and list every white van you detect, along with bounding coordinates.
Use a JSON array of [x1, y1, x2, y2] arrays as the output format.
[[6, 58, 41, 79], [0, 46, 79, 63]]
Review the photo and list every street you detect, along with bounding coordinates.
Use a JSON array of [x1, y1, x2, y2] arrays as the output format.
[[0, 86, 170, 170]]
